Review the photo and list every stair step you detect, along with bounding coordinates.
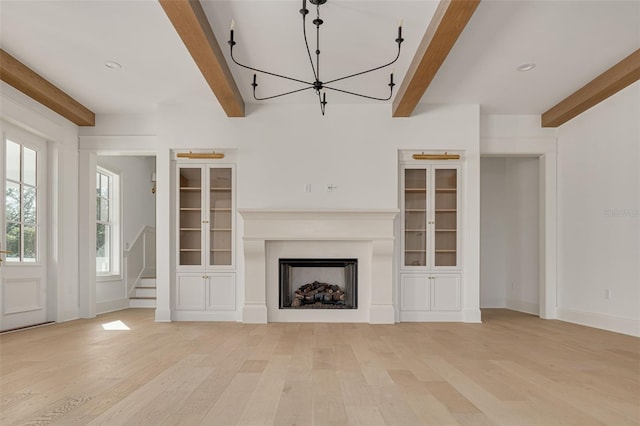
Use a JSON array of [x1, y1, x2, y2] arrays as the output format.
[[129, 297, 156, 308]]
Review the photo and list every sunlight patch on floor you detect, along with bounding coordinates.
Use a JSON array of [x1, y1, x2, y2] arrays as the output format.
[[102, 320, 130, 331]]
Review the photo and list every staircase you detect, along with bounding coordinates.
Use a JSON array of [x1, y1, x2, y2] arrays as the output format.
[[129, 276, 156, 308]]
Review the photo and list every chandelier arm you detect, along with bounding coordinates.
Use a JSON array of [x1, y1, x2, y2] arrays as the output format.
[[316, 90, 327, 116], [253, 85, 315, 101], [302, 8, 319, 80], [230, 48, 313, 86], [323, 85, 394, 101], [323, 46, 401, 86], [316, 4, 321, 80]]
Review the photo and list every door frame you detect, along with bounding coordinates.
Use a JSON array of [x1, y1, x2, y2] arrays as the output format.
[[77, 139, 158, 319], [480, 138, 557, 320]]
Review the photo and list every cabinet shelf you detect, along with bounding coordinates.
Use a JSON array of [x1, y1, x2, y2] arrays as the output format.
[[435, 250, 456, 253], [210, 249, 232, 252], [180, 228, 201, 231], [211, 208, 232, 211], [406, 209, 427, 212], [405, 188, 427, 193], [180, 187, 202, 191], [405, 249, 427, 253], [211, 228, 232, 231], [210, 188, 232, 192], [435, 229, 456, 232], [180, 249, 201, 252], [435, 188, 456, 193], [405, 229, 426, 232], [180, 208, 201, 211], [435, 209, 456, 213]]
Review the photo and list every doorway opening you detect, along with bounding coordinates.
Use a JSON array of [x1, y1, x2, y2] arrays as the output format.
[[480, 156, 542, 317]]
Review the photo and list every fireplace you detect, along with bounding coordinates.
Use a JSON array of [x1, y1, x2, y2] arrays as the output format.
[[239, 209, 398, 323], [279, 258, 357, 309]]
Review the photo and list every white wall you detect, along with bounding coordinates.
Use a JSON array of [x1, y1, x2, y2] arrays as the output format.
[[480, 157, 508, 307], [81, 99, 482, 323], [505, 157, 539, 314], [97, 156, 156, 248], [95, 155, 156, 314], [480, 156, 539, 314], [557, 81, 640, 336]]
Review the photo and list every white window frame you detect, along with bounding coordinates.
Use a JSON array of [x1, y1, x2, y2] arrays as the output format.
[[96, 167, 121, 279]]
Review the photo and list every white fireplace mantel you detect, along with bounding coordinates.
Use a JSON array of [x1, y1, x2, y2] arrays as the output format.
[[239, 209, 398, 324]]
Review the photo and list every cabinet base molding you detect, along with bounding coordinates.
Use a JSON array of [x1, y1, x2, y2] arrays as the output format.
[[154, 307, 172, 322], [243, 303, 268, 324], [369, 304, 396, 324], [463, 308, 482, 323], [399, 311, 464, 322], [173, 310, 239, 322]]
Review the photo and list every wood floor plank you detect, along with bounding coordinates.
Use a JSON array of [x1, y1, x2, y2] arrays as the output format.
[[1, 309, 638, 425]]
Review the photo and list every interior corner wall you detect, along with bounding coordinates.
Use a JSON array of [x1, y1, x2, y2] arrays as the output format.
[[480, 157, 508, 307], [97, 156, 156, 247], [557, 81, 640, 337], [504, 157, 539, 315], [480, 157, 539, 313]]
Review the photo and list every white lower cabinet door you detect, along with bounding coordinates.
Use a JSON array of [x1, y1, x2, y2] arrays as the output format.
[[176, 274, 206, 310], [431, 274, 461, 311], [206, 274, 236, 311], [400, 274, 430, 311]]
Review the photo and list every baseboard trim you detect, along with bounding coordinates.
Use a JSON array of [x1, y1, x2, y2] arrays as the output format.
[[96, 299, 129, 315], [506, 298, 539, 316], [557, 308, 640, 337]]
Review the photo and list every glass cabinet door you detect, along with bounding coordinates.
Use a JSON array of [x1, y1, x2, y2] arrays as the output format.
[[178, 167, 203, 266], [404, 168, 427, 267], [209, 167, 232, 266], [433, 168, 457, 267]]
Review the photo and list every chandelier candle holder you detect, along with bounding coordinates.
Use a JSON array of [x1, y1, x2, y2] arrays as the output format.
[[228, 0, 404, 115]]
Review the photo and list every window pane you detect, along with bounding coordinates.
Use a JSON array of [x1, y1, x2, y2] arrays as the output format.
[[96, 197, 101, 221], [5, 222, 20, 261], [100, 198, 109, 222], [96, 223, 111, 272], [6, 182, 20, 222], [101, 174, 110, 198], [96, 172, 101, 196], [23, 147, 36, 186], [6, 140, 20, 181], [23, 225, 36, 262], [23, 187, 36, 224]]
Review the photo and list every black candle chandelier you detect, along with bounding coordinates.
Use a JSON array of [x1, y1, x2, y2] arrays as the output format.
[[228, 0, 404, 115]]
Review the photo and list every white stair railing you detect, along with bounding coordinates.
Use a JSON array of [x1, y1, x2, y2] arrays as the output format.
[[124, 226, 156, 297]]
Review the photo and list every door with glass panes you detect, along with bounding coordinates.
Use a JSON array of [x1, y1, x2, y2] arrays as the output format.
[[0, 122, 48, 331], [177, 165, 233, 269], [403, 165, 459, 269]]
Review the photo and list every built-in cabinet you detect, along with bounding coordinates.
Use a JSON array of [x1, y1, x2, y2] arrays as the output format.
[[175, 162, 236, 320], [399, 155, 462, 321]]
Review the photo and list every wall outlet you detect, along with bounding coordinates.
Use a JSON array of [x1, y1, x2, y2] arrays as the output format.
[[326, 184, 338, 192], [605, 289, 611, 300]]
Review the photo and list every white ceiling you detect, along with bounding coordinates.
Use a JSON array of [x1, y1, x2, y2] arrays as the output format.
[[1, 0, 638, 117]]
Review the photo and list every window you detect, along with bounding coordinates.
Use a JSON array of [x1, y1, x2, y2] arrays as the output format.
[[96, 167, 120, 276], [5, 139, 38, 263]]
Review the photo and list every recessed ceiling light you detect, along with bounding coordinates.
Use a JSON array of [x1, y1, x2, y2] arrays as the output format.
[[105, 61, 122, 69], [517, 63, 536, 72]]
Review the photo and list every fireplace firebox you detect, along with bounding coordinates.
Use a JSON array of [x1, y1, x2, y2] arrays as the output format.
[[279, 258, 357, 309]]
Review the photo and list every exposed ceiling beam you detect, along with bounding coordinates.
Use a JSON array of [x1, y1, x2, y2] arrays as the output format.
[[392, 0, 480, 118], [159, 0, 244, 118], [541, 48, 640, 128], [0, 49, 95, 126]]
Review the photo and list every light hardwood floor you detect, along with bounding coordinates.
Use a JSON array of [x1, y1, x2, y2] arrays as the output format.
[[1, 309, 639, 426]]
